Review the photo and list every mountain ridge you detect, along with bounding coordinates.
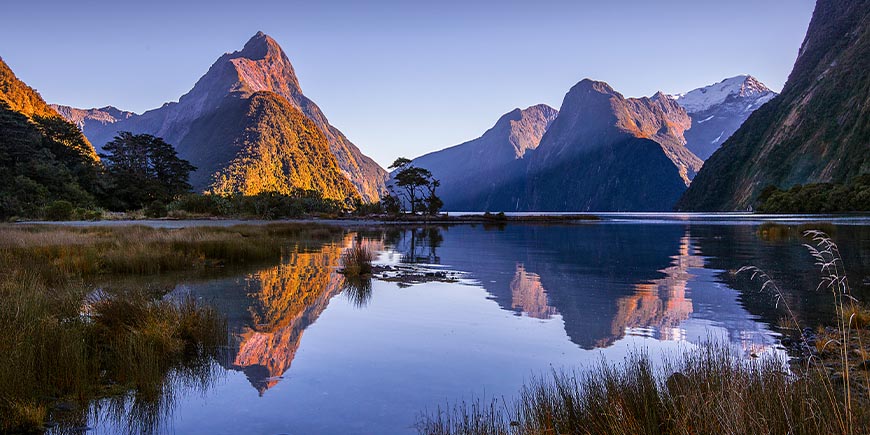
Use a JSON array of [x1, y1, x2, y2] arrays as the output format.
[[677, 0, 870, 210], [58, 32, 386, 201]]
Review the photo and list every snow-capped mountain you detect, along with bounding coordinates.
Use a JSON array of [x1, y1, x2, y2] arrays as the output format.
[[672, 75, 775, 113], [670, 75, 777, 160]]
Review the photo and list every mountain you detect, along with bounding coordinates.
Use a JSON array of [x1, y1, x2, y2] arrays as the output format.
[[672, 75, 777, 160], [677, 0, 870, 211], [205, 92, 359, 199], [0, 57, 63, 120], [410, 79, 700, 211], [50, 104, 135, 139], [60, 32, 385, 201], [407, 104, 558, 210], [0, 57, 100, 217], [516, 80, 698, 211]]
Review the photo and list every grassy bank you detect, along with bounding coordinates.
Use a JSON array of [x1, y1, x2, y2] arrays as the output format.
[[417, 230, 870, 435], [0, 222, 345, 433]]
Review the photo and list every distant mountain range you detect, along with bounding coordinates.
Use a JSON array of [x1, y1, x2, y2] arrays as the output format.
[[50, 104, 135, 137], [678, 0, 870, 211], [55, 32, 386, 201], [407, 76, 775, 211], [10, 0, 862, 213]]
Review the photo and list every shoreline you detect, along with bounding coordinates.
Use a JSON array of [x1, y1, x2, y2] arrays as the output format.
[[12, 211, 870, 229]]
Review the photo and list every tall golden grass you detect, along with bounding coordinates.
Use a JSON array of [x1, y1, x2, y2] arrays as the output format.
[[340, 244, 375, 277], [0, 222, 345, 433]]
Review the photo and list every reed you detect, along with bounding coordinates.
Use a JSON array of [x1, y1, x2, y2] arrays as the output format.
[[340, 244, 375, 277]]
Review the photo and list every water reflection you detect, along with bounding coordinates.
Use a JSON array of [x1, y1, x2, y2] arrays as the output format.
[[136, 220, 868, 435], [509, 264, 557, 319], [607, 233, 698, 345], [382, 224, 868, 353]]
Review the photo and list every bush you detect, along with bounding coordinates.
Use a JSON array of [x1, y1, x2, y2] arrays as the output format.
[[145, 200, 168, 218], [169, 193, 230, 216], [757, 174, 870, 212], [340, 244, 374, 276], [43, 200, 75, 221]]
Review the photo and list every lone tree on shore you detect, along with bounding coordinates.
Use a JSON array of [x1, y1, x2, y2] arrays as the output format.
[[386, 157, 442, 215]]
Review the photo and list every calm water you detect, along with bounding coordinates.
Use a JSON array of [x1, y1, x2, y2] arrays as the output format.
[[85, 215, 870, 435]]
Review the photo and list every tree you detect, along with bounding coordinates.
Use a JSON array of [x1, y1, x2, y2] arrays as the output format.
[[0, 102, 97, 218], [99, 132, 196, 211], [387, 157, 442, 215]]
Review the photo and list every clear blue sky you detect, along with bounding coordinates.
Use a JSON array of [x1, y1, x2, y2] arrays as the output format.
[[2, 0, 815, 167]]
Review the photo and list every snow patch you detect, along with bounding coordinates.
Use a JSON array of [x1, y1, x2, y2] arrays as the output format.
[[697, 115, 715, 124]]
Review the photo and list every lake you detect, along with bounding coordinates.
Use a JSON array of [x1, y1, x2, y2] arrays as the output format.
[[83, 215, 870, 434]]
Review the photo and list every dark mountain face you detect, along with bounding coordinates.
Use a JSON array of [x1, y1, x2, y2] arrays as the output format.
[[531, 80, 699, 185], [678, 0, 870, 211], [407, 104, 558, 211], [58, 32, 386, 200], [411, 79, 699, 212]]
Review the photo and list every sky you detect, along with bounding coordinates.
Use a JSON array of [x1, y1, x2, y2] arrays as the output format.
[[2, 0, 816, 168]]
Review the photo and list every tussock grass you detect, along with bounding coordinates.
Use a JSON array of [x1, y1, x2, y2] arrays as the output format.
[[0, 223, 344, 278], [0, 271, 227, 433], [417, 230, 870, 435], [418, 344, 868, 435], [0, 222, 344, 433], [340, 244, 375, 277]]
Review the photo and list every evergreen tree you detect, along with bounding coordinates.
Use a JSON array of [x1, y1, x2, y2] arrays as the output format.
[[100, 132, 196, 210], [387, 157, 443, 215]]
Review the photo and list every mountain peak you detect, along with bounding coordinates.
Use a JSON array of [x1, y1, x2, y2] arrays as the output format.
[[672, 75, 775, 113], [570, 79, 619, 96], [239, 31, 284, 61]]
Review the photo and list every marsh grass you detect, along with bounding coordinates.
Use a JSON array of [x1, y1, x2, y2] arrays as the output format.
[[0, 223, 344, 278], [417, 230, 870, 435], [340, 244, 375, 277], [0, 222, 344, 433], [0, 274, 227, 433], [418, 344, 868, 435]]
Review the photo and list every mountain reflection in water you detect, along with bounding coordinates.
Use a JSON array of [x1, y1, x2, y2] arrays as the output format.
[[173, 222, 868, 399]]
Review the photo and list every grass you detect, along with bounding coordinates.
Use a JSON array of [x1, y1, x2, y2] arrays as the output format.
[[339, 244, 375, 277], [418, 344, 862, 435], [0, 271, 226, 433], [0, 223, 343, 279], [0, 222, 346, 433], [416, 230, 870, 435]]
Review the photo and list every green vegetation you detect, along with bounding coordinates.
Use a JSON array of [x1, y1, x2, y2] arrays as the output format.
[[0, 101, 101, 220], [386, 157, 443, 215], [99, 132, 196, 211], [416, 230, 870, 435], [206, 91, 361, 202], [757, 174, 870, 213], [167, 190, 351, 219], [0, 222, 345, 433]]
